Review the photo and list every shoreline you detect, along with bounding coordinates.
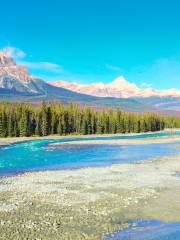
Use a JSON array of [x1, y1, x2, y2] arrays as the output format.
[[48, 135, 180, 147], [0, 154, 180, 239], [0, 129, 180, 239], [0, 129, 180, 147]]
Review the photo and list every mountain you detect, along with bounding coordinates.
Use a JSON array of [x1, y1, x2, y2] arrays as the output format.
[[49, 77, 180, 115], [0, 52, 45, 95], [49, 76, 180, 98], [50, 77, 139, 98], [0, 52, 151, 112], [0, 51, 179, 115]]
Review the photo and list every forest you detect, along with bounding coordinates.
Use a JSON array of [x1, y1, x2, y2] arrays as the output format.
[[0, 102, 179, 137]]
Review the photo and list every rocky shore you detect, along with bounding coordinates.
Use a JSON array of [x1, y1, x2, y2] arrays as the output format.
[[0, 154, 180, 239]]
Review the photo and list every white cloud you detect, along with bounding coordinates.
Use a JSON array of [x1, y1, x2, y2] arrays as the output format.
[[141, 82, 153, 88], [1, 46, 26, 59], [1, 46, 63, 73], [19, 61, 63, 73], [130, 57, 180, 89], [105, 64, 122, 72]]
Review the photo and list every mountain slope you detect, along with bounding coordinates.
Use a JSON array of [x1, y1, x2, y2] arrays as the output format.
[[49, 77, 180, 114], [0, 51, 179, 114], [0, 52, 152, 111], [49, 76, 180, 98], [0, 52, 46, 95], [0, 85, 150, 111], [50, 77, 140, 98]]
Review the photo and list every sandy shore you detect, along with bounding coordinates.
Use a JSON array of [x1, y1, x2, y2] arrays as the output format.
[[0, 155, 180, 239]]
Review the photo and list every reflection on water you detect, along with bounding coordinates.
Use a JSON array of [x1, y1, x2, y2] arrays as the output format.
[[105, 220, 180, 240]]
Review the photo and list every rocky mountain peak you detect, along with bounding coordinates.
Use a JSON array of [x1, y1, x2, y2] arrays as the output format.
[[0, 52, 16, 67], [49, 76, 180, 98], [0, 51, 44, 94]]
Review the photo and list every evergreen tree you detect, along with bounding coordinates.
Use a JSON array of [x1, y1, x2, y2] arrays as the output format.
[[0, 101, 179, 138], [41, 102, 48, 136], [19, 112, 27, 137]]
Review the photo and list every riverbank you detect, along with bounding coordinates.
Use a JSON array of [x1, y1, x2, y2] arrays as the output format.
[[0, 129, 180, 147], [0, 154, 180, 239], [48, 135, 180, 148]]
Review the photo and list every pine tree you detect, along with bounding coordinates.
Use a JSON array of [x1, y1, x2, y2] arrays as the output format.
[[19, 112, 27, 137], [41, 102, 48, 136], [1, 110, 8, 137], [8, 112, 15, 137], [0, 112, 3, 137], [0, 101, 179, 138]]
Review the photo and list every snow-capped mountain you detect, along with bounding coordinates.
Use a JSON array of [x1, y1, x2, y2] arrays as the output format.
[[49, 76, 180, 98], [50, 77, 139, 98], [0, 52, 44, 94], [0, 51, 179, 114], [0, 52, 150, 112]]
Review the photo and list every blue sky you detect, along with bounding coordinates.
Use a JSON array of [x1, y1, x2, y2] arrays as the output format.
[[0, 0, 180, 89]]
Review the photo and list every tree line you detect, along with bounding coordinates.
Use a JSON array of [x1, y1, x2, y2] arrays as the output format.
[[0, 102, 179, 137]]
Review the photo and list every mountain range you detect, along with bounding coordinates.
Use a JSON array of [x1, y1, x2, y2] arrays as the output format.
[[0, 51, 180, 115], [49, 76, 180, 98]]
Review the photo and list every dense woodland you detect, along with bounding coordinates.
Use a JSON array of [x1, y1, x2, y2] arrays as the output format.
[[0, 102, 179, 137]]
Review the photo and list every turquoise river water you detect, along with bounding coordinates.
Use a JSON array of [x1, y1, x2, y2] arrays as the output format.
[[0, 131, 180, 176], [0, 131, 180, 239]]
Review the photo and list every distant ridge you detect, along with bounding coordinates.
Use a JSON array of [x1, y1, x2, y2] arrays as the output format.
[[49, 76, 180, 98], [0, 52, 46, 95], [0, 50, 179, 115], [0, 51, 153, 112]]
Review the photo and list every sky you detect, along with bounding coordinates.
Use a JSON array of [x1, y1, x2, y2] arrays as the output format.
[[0, 0, 180, 89]]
